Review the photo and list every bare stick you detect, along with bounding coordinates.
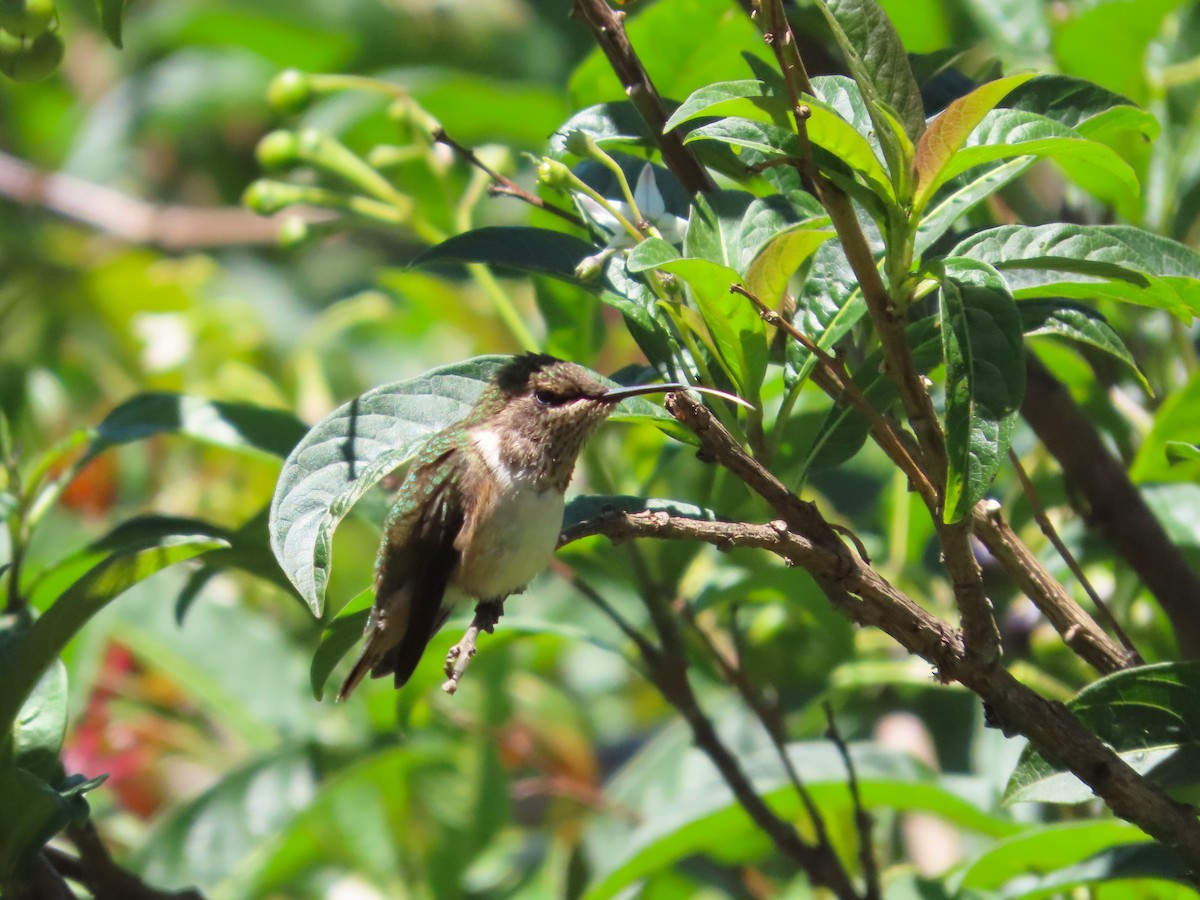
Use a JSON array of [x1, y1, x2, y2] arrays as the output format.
[[432, 127, 587, 229], [0, 150, 295, 250], [823, 703, 882, 900]]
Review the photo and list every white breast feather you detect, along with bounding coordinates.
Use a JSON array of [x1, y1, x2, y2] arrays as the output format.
[[459, 429, 565, 599]]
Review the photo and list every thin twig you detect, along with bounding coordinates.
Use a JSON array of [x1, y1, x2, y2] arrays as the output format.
[[972, 505, 1130, 673], [729, 283, 936, 508], [432, 127, 587, 228], [678, 599, 834, 852], [441, 599, 505, 694], [823, 703, 882, 900], [1008, 449, 1143, 664]]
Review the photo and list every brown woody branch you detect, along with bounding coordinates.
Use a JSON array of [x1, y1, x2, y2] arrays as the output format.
[[571, 0, 715, 195], [755, 0, 1001, 665], [0, 150, 297, 250], [561, 393, 1200, 879]]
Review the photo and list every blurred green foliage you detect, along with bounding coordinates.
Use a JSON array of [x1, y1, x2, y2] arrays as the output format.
[[3, 0, 1200, 898]]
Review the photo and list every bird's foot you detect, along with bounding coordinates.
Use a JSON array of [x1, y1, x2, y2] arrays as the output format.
[[441, 598, 507, 695]]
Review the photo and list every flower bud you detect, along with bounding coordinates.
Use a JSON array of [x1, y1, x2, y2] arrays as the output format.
[[536, 157, 572, 190], [267, 68, 314, 113], [255, 130, 301, 169]]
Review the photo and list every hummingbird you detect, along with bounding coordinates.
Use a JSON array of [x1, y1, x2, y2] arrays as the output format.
[[337, 353, 702, 700]]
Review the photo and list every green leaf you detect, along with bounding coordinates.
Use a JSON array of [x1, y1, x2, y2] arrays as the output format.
[[786, 242, 869, 389], [270, 357, 508, 617], [625, 237, 681, 273], [1005, 661, 1200, 805], [914, 73, 1035, 209], [811, 0, 925, 153], [135, 746, 318, 895], [0, 765, 75, 880], [983, 843, 1194, 899], [587, 729, 1018, 900], [914, 158, 1033, 257], [951, 224, 1200, 319], [550, 103, 654, 157], [412, 227, 598, 282], [938, 259, 1025, 522], [956, 821, 1153, 893], [744, 226, 834, 305], [1131, 369, 1200, 483], [1018, 299, 1147, 389], [656, 257, 767, 397], [87, 392, 307, 462], [11, 659, 67, 783], [807, 316, 942, 472], [310, 588, 371, 701], [663, 79, 789, 134], [0, 532, 227, 755], [915, 108, 1139, 214], [96, 0, 126, 49], [1004, 74, 1160, 145], [1167, 442, 1200, 464]]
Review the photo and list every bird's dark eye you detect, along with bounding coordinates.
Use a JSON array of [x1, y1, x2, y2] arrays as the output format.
[[534, 389, 562, 406]]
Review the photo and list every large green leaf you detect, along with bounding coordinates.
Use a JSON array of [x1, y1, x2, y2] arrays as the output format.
[[86, 392, 307, 462], [673, 76, 894, 203], [270, 357, 681, 616], [983, 843, 1194, 899], [812, 0, 925, 191], [955, 821, 1156, 894], [938, 259, 1025, 523], [1018, 299, 1146, 389], [1003, 74, 1160, 146], [0, 531, 228, 754], [914, 108, 1139, 214], [1006, 661, 1200, 805], [586, 725, 1017, 900], [914, 74, 1034, 207], [951, 224, 1200, 319], [914, 158, 1034, 257], [412, 227, 598, 282]]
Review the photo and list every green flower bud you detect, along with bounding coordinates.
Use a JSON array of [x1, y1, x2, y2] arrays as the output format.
[[267, 68, 313, 113], [536, 157, 572, 190], [574, 251, 607, 282], [277, 215, 311, 248], [242, 179, 300, 215], [0, 28, 61, 82], [0, 0, 56, 37], [256, 130, 301, 170], [562, 130, 599, 158]]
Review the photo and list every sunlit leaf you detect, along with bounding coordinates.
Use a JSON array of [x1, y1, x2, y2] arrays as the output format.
[[1018, 299, 1147, 389], [1006, 662, 1200, 805], [951, 223, 1200, 319], [938, 258, 1025, 522]]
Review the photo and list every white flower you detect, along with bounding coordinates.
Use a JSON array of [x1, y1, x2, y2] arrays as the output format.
[[577, 164, 688, 249]]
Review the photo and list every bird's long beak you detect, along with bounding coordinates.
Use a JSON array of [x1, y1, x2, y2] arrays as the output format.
[[601, 383, 754, 409]]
